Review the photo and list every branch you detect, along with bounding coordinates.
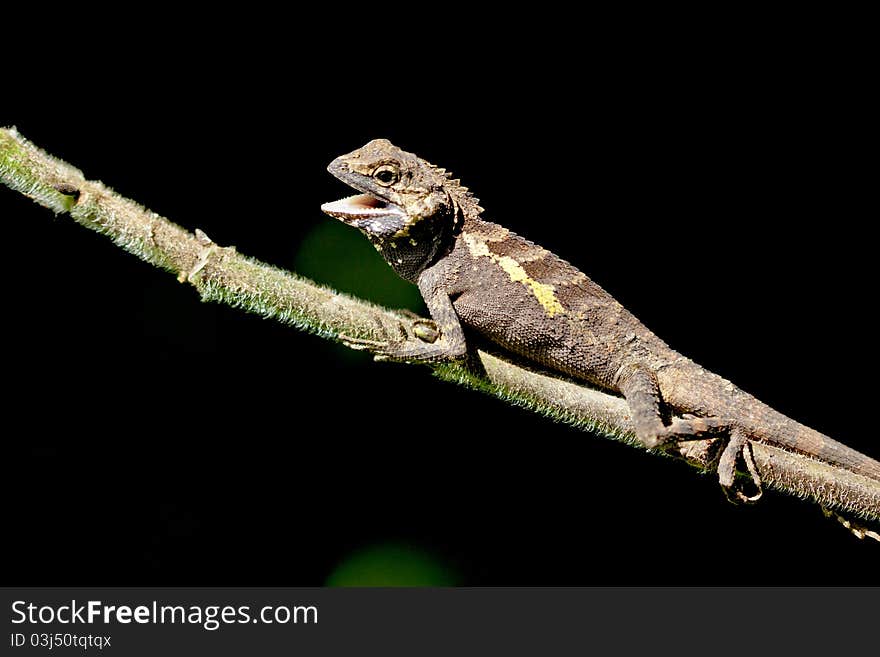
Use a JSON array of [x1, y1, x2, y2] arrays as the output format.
[[2, 127, 878, 528]]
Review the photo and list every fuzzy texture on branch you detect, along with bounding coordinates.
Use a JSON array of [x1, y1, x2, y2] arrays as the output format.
[[2, 127, 878, 527]]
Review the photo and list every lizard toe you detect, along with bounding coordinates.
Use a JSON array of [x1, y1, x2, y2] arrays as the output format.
[[718, 429, 763, 504]]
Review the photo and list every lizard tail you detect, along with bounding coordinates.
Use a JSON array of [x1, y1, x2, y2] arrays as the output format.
[[659, 361, 880, 481], [752, 409, 880, 482]]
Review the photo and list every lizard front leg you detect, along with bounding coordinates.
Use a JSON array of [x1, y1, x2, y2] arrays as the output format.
[[342, 270, 467, 363]]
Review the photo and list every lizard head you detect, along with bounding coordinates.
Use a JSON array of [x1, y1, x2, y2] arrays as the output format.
[[322, 139, 482, 279]]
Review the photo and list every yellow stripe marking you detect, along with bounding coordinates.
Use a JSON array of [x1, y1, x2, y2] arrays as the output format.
[[463, 233, 566, 317]]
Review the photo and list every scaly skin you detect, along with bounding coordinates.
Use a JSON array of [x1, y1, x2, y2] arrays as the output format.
[[322, 139, 880, 494]]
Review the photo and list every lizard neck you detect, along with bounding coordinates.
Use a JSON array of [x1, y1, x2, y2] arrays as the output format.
[[370, 203, 465, 283]]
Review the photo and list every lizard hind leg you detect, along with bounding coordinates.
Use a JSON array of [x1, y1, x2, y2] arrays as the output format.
[[619, 366, 728, 448], [618, 367, 668, 449], [618, 364, 762, 501], [618, 365, 763, 505], [717, 428, 763, 504]]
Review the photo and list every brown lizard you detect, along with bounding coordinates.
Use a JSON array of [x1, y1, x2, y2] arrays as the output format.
[[322, 139, 880, 503]]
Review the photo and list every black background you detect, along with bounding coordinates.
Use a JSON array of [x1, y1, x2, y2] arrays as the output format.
[[2, 15, 877, 585]]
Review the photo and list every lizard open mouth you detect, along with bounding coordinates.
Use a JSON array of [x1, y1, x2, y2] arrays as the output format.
[[321, 193, 405, 223]]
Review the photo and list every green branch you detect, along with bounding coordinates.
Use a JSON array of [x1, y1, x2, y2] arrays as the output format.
[[2, 127, 878, 532]]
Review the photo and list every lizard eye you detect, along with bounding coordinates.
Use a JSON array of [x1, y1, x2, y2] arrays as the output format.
[[373, 164, 399, 186]]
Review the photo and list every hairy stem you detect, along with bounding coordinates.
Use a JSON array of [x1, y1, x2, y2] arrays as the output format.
[[2, 127, 878, 525]]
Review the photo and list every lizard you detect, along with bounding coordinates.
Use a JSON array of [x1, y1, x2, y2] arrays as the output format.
[[321, 138, 880, 503]]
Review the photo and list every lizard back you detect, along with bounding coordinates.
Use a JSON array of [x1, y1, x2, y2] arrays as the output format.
[[442, 217, 679, 389]]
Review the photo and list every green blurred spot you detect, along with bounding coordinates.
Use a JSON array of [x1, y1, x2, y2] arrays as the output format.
[[325, 543, 458, 587], [294, 221, 424, 313]]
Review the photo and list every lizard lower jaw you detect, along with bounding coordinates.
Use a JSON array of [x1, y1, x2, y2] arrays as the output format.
[[321, 194, 406, 223]]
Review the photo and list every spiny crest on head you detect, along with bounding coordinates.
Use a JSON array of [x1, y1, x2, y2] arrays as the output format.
[[426, 160, 484, 218]]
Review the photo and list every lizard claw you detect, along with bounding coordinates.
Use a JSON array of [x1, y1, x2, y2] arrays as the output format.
[[638, 415, 729, 452], [337, 333, 411, 362], [680, 415, 719, 434], [718, 430, 763, 504], [661, 415, 726, 441], [338, 333, 389, 352], [822, 508, 880, 542]]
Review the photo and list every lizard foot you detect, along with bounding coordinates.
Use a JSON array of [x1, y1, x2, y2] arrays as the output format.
[[337, 333, 458, 363], [337, 308, 441, 361], [639, 414, 727, 449], [663, 414, 726, 440], [821, 508, 880, 542], [338, 334, 387, 351], [411, 320, 439, 343], [390, 310, 439, 343], [337, 334, 404, 361], [717, 429, 763, 503]]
